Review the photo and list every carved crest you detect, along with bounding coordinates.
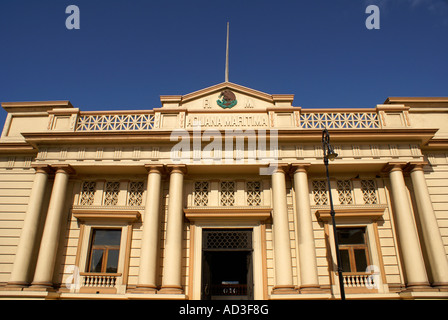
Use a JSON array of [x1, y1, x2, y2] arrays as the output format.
[[217, 90, 237, 109]]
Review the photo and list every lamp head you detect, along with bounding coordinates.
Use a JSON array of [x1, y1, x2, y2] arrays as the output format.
[[322, 128, 338, 161], [326, 148, 338, 161]]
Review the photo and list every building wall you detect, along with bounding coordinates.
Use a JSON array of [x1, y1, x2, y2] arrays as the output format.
[[0, 157, 36, 284]]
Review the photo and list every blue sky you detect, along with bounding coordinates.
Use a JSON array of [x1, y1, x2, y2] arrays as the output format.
[[1, 0, 447, 127]]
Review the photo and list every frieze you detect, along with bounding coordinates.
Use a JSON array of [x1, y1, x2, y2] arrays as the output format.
[[186, 114, 269, 128]]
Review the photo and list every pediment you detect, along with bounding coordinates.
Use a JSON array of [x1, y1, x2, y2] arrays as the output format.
[[159, 82, 294, 111]]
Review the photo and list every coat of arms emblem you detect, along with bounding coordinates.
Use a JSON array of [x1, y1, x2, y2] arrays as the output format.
[[217, 90, 237, 109]]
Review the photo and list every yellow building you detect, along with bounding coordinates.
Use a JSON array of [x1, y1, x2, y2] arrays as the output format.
[[0, 82, 447, 300]]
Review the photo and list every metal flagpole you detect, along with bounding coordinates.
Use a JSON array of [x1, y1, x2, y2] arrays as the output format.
[[225, 22, 229, 82]]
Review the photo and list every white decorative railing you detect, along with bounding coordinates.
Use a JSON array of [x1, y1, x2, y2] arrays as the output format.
[[343, 273, 375, 288], [81, 273, 119, 288], [299, 112, 380, 129], [76, 113, 155, 132]]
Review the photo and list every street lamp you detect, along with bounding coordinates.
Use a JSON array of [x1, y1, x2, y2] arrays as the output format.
[[322, 128, 346, 300]]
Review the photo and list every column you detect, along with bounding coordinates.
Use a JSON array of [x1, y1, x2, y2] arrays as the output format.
[[159, 165, 186, 294], [271, 165, 296, 294], [30, 165, 74, 289], [7, 165, 51, 287], [292, 164, 320, 293], [387, 163, 430, 290], [136, 165, 163, 293], [409, 163, 448, 290]]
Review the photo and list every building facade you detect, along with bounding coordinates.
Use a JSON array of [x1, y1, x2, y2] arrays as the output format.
[[0, 82, 447, 300]]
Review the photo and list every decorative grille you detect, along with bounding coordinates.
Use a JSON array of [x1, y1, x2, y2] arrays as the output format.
[[299, 112, 380, 129], [194, 181, 209, 207], [220, 181, 236, 206], [76, 114, 155, 132], [79, 181, 96, 205], [246, 181, 262, 206], [203, 230, 252, 250], [128, 181, 144, 206], [337, 180, 353, 205], [312, 180, 328, 205], [361, 180, 378, 204], [104, 182, 120, 206]]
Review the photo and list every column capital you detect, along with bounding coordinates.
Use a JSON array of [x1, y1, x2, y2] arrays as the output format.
[[272, 163, 289, 174], [382, 161, 407, 173], [50, 164, 76, 175], [144, 164, 165, 174], [166, 164, 187, 175], [31, 164, 53, 174], [290, 162, 311, 174], [405, 161, 428, 173]]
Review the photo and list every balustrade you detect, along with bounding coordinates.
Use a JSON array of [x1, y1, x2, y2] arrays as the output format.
[[81, 273, 120, 288]]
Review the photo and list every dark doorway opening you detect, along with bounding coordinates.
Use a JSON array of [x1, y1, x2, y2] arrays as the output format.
[[202, 229, 253, 300]]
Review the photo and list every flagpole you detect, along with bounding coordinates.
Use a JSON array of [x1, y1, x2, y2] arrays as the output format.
[[225, 22, 229, 82]]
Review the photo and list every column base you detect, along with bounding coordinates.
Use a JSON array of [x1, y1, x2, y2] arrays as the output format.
[[271, 285, 297, 294], [27, 281, 55, 291], [432, 282, 448, 292], [297, 285, 322, 294], [404, 282, 437, 292], [5, 281, 29, 289], [133, 285, 158, 294], [158, 285, 184, 294]]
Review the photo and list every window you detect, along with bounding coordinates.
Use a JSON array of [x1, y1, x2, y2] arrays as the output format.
[[246, 181, 262, 206], [336, 180, 353, 205], [220, 181, 235, 206], [361, 179, 378, 204], [88, 229, 122, 273], [194, 181, 209, 206], [79, 181, 96, 205], [336, 227, 370, 273], [312, 180, 328, 205], [104, 182, 120, 206], [128, 181, 144, 206]]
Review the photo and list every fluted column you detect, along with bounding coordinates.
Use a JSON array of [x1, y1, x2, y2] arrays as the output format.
[[159, 164, 186, 294], [8, 165, 52, 287], [387, 163, 430, 290], [31, 165, 74, 289], [292, 164, 320, 293], [409, 163, 448, 290], [136, 165, 163, 293], [271, 165, 296, 294]]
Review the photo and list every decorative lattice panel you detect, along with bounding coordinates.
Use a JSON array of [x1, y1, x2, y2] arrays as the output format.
[[76, 114, 155, 132], [312, 180, 328, 205], [203, 230, 252, 250], [299, 112, 380, 129], [104, 182, 120, 206], [220, 181, 235, 206], [361, 180, 378, 204], [79, 181, 96, 205], [128, 181, 144, 206], [337, 180, 353, 205], [194, 181, 209, 206], [246, 181, 262, 206]]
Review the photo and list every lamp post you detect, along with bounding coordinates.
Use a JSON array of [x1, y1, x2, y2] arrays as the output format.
[[322, 128, 346, 300]]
